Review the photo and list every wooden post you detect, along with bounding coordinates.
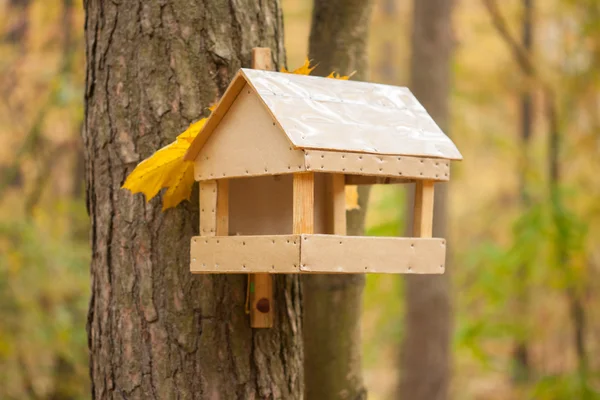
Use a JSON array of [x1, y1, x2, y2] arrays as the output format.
[[294, 172, 315, 234], [199, 180, 218, 236], [200, 179, 228, 237], [249, 47, 275, 328], [413, 180, 435, 237]]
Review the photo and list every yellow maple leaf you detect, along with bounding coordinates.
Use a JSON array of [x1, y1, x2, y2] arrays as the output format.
[[177, 118, 207, 144], [122, 118, 206, 209], [281, 58, 317, 75], [161, 159, 195, 210]]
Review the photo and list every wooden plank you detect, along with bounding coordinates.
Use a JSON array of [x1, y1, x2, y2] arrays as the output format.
[[190, 235, 301, 273], [194, 83, 305, 181], [191, 234, 445, 274], [216, 180, 229, 235], [304, 150, 450, 181], [293, 172, 315, 234], [300, 235, 446, 274], [249, 47, 275, 329], [413, 180, 435, 238], [329, 174, 346, 235], [199, 180, 217, 236]]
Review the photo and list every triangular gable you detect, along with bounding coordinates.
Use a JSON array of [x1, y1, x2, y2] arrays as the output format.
[[192, 82, 305, 180]]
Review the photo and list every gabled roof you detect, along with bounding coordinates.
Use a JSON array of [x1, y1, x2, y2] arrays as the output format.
[[184, 69, 462, 161]]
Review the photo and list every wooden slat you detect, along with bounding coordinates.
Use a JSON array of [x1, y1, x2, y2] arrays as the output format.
[[305, 149, 450, 181], [190, 234, 445, 274], [191, 234, 445, 274], [293, 172, 315, 234], [413, 180, 435, 238], [300, 234, 445, 274], [190, 235, 301, 273], [249, 47, 275, 329], [199, 180, 217, 236]]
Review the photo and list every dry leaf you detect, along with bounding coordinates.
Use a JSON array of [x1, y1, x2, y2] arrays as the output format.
[[281, 58, 317, 75], [122, 118, 207, 209]]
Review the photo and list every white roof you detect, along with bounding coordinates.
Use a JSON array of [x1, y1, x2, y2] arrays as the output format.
[[185, 69, 462, 161]]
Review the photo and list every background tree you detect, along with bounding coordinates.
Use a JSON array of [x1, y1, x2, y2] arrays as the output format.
[[399, 0, 454, 399], [83, 1, 303, 398], [302, 0, 373, 399], [512, 0, 534, 383]]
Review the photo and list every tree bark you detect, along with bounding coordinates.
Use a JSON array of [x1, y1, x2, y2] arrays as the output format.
[[83, 1, 303, 399], [303, 1, 373, 399], [399, 1, 454, 399]]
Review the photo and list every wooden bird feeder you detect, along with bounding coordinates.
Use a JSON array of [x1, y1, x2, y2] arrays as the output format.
[[184, 48, 462, 328]]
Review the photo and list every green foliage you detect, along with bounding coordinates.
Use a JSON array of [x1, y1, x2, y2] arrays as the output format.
[[530, 372, 600, 400], [0, 205, 90, 400], [362, 186, 405, 367], [455, 184, 594, 392]]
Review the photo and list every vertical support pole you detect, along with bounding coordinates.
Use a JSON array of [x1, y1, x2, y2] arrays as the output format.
[[200, 179, 228, 237], [294, 172, 315, 234], [413, 180, 435, 238], [249, 274, 273, 327], [199, 180, 218, 236], [249, 47, 274, 328], [327, 174, 346, 235]]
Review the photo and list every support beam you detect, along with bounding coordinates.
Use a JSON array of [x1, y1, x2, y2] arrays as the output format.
[[413, 180, 435, 238], [249, 47, 275, 328]]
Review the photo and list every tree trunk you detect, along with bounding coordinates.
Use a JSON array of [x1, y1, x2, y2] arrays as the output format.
[[512, 0, 534, 383], [303, 1, 373, 399], [83, 1, 303, 399], [399, 1, 454, 399]]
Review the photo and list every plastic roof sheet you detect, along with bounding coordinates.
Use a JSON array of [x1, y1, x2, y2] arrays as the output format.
[[241, 69, 462, 160]]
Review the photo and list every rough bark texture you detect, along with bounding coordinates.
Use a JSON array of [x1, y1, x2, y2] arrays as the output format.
[[83, 1, 303, 399], [303, 1, 373, 399], [399, 1, 454, 399]]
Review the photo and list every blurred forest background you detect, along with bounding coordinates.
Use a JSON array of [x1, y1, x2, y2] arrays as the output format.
[[0, 0, 599, 399]]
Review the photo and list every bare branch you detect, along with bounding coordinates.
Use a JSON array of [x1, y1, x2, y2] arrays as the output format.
[[482, 0, 536, 77]]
